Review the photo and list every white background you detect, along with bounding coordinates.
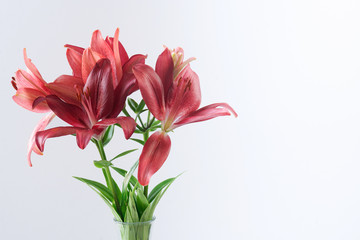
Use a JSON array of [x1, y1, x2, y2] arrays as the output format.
[[1, 0, 360, 239]]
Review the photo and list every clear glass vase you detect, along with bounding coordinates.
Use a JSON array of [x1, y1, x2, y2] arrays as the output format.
[[114, 217, 155, 240]]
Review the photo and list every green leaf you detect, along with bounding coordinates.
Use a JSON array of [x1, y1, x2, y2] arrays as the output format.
[[120, 189, 128, 221], [123, 160, 139, 191], [125, 191, 139, 222], [134, 129, 143, 134], [130, 138, 145, 145], [111, 167, 139, 187], [136, 100, 146, 113], [152, 120, 161, 126], [101, 125, 115, 146], [102, 168, 111, 190], [93, 160, 113, 168], [110, 149, 138, 162], [127, 98, 138, 112], [112, 178, 122, 202], [148, 177, 176, 203], [119, 160, 139, 221], [136, 188, 149, 218], [73, 176, 114, 204], [140, 174, 180, 222]]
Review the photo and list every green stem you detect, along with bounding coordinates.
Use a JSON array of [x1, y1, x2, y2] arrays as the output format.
[[95, 140, 121, 213], [144, 185, 148, 198], [146, 110, 151, 127], [143, 130, 149, 142]]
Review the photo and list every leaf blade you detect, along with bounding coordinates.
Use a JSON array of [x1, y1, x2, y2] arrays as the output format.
[[73, 176, 114, 202], [110, 149, 138, 162]]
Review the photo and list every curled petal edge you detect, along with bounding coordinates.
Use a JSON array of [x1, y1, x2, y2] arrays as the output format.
[[27, 113, 56, 166], [172, 103, 237, 129]]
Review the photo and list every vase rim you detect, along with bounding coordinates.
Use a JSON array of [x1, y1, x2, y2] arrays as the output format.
[[114, 216, 156, 226]]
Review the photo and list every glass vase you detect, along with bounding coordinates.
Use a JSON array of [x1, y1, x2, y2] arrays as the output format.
[[114, 217, 155, 240]]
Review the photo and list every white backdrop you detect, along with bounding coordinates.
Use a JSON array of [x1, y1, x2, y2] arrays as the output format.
[[1, 0, 360, 239]]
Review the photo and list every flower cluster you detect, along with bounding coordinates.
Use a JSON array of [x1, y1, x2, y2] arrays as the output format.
[[12, 29, 237, 224]]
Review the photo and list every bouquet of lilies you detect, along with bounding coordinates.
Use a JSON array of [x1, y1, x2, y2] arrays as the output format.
[[11, 28, 237, 239]]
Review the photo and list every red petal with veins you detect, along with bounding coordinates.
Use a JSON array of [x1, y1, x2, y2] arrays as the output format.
[[173, 103, 238, 129], [166, 65, 201, 121], [138, 131, 171, 186], [35, 127, 78, 152], [27, 113, 56, 166], [42, 95, 90, 128], [95, 116, 136, 139], [64, 44, 84, 54], [81, 48, 102, 83], [105, 36, 129, 67], [75, 129, 94, 149], [84, 59, 114, 120], [66, 48, 83, 78], [112, 28, 123, 82], [15, 70, 47, 92], [155, 48, 174, 102], [90, 30, 117, 86], [120, 54, 146, 92], [133, 64, 165, 120], [46, 75, 83, 106], [23, 49, 46, 85], [13, 88, 49, 112], [110, 54, 147, 118]]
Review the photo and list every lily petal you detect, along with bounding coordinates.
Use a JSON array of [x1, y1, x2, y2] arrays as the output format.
[[23, 48, 46, 85], [166, 65, 201, 122], [84, 59, 114, 120], [27, 113, 56, 166], [155, 48, 174, 101], [112, 28, 123, 82], [13, 88, 49, 112], [81, 48, 103, 83], [138, 131, 171, 186], [90, 30, 117, 86], [75, 129, 94, 149], [109, 54, 147, 118], [64, 44, 85, 54], [173, 103, 238, 129], [133, 64, 166, 120], [15, 70, 47, 92], [105, 36, 129, 66], [46, 75, 83, 106], [119, 54, 147, 93], [66, 48, 83, 78], [38, 95, 90, 128], [95, 116, 136, 139], [35, 127, 78, 152]]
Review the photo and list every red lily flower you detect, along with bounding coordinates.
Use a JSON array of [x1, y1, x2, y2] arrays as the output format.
[[11, 50, 83, 166], [62, 28, 144, 98], [12, 49, 52, 112], [13, 29, 144, 165], [47, 28, 145, 118], [34, 59, 137, 153], [133, 47, 238, 186]]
